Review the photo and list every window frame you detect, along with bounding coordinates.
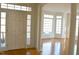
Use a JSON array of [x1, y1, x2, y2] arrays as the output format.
[[26, 14, 32, 45], [43, 14, 54, 35], [55, 16, 63, 35], [0, 12, 6, 48], [1, 3, 32, 12]]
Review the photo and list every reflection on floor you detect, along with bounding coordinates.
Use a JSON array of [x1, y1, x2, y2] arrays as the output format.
[[54, 42, 61, 55], [41, 39, 61, 55], [41, 42, 52, 55]]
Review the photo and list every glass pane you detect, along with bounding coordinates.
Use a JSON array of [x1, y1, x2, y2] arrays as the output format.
[[44, 14, 54, 18], [0, 12, 6, 48], [56, 19, 62, 34], [27, 20, 31, 25], [43, 19, 53, 34], [1, 12, 6, 18], [8, 4, 15, 9], [27, 26, 31, 32], [1, 3, 32, 12], [27, 15, 31, 19], [1, 26, 6, 32], [26, 38, 30, 45], [26, 14, 31, 46], [1, 3, 7, 8], [56, 16, 62, 19], [1, 18, 6, 25], [21, 6, 27, 11], [76, 16, 79, 19], [27, 33, 30, 38], [1, 33, 3, 39], [26, 7, 32, 11], [75, 19, 79, 36], [1, 32, 5, 39], [15, 5, 21, 10]]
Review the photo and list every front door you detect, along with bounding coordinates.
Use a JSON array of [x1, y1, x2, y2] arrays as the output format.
[[6, 11, 27, 50]]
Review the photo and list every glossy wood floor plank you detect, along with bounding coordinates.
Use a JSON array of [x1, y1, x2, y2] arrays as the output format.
[[0, 48, 40, 55]]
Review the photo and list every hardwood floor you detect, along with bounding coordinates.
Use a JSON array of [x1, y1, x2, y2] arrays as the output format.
[[0, 38, 66, 55], [0, 48, 40, 55], [41, 38, 66, 55]]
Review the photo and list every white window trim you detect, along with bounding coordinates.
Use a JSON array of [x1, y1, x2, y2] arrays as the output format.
[[1, 3, 32, 12]]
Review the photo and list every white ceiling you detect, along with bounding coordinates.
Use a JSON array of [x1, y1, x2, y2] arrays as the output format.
[[42, 3, 79, 13]]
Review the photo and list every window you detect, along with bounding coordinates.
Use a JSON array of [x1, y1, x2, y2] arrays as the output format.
[[1, 3, 32, 11], [26, 7, 32, 11], [75, 16, 79, 36], [27, 33, 31, 38], [7, 4, 15, 9], [56, 16, 62, 34], [15, 5, 21, 10], [43, 14, 53, 34], [1, 3, 7, 8], [26, 15, 31, 45], [41, 14, 63, 38], [0, 12, 6, 47], [27, 26, 31, 32], [44, 14, 54, 18], [21, 6, 27, 11], [1, 12, 6, 18], [27, 19, 31, 26]]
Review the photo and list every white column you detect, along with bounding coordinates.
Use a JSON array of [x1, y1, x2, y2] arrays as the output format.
[[36, 4, 42, 51], [30, 4, 42, 49], [30, 4, 44, 51], [31, 4, 38, 48], [68, 3, 77, 55]]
